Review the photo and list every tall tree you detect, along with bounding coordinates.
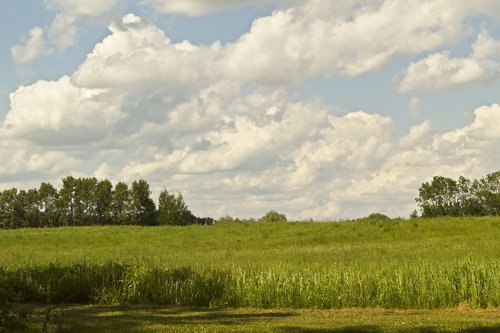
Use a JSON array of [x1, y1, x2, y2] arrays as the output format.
[[111, 182, 131, 225], [0, 189, 18, 229], [58, 176, 77, 226], [157, 189, 194, 226], [23, 188, 41, 228], [95, 179, 113, 225], [38, 182, 58, 227], [130, 180, 157, 226], [478, 171, 500, 215], [416, 176, 459, 217], [74, 177, 98, 225]]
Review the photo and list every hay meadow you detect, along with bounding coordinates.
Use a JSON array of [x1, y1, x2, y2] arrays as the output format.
[[1, 217, 499, 331]]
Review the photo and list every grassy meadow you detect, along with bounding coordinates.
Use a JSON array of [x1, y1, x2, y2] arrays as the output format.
[[1, 217, 499, 331]]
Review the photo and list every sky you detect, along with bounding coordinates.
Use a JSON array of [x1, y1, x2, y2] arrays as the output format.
[[1, 0, 500, 220]]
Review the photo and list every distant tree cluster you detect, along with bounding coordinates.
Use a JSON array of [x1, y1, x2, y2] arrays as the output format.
[[217, 210, 288, 224], [415, 171, 500, 217], [0, 177, 213, 229]]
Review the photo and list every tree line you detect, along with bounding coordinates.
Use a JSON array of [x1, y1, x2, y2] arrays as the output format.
[[0, 176, 213, 229], [415, 170, 500, 217]]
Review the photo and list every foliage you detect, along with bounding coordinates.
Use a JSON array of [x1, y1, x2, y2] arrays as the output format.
[[130, 180, 157, 226], [259, 210, 287, 223], [416, 170, 500, 217], [0, 259, 498, 309], [0, 275, 29, 332], [157, 190, 193, 226], [0, 177, 207, 228], [366, 212, 390, 220]]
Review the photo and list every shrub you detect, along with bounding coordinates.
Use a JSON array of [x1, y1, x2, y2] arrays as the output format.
[[259, 211, 287, 223]]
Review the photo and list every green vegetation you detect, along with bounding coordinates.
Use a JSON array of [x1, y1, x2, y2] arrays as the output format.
[[0, 217, 499, 311], [0, 176, 213, 229], [22, 306, 500, 333], [1, 216, 499, 331], [416, 170, 500, 217]]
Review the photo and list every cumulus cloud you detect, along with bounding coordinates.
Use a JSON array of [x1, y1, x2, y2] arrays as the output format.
[[70, 1, 500, 90], [72, 14, 221, 88], [0, 148, 80, 178], [400, 30, 500, 92], [3, 76, 125, 144], [3, 6, 500, 219], [10, 27, 46, 67]]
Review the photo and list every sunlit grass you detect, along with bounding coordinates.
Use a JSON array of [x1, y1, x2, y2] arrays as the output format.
[[24, 305, 500, 333], [1, 217, 499, 310]]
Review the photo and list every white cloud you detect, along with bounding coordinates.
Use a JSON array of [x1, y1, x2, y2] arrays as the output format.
[[71, 14, 221, 88], [144, 0, 279, 16], [399, 121, 432, 148], [3, 6, 500, 220], [41, 0, 119, 55], [3, 76, 125, 144], [10, 27, 46, 67], [0, 148, 80, 177], [49, 14, 77, 51], [400, 30, 500, 92], [221, 0, 480, 83], [43, 0, 118, 16], [71, 2, 500, 90]]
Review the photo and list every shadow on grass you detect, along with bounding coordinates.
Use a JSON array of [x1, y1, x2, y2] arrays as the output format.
[[279, 326, 500, 333], [52, 306, 297, 332], [34, 306, 500, 333]]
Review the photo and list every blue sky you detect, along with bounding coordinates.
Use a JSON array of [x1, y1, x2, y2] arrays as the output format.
[[1, 0, 500, 219]]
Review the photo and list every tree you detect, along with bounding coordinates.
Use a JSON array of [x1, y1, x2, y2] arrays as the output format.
[[23, 188, 41, 228], [157, 189, 194, 226], [38, 182, 58, 227], [416, 176, 459, 217], [0, 189, 18, 229], [58, 176, 77, 226], [478, 171, 500, 215], [94, 180, 113, 225], [130, 180, 157, 226], [259, 210, 287, 223], [415, 171, 500, 217], [111, 182, 131, 225], [73, 177, 98, 226]]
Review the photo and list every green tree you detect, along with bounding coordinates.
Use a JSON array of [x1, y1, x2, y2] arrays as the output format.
[[111, 182, 131, 225], [73, 177, 98, 226], [157, 189, 194, 226], [58, 176, 77, 226], [130, 180, 157, 226], [416, 176, 459, 217], [259, 210, 288, 223], [0, 189, 18, 229], [95, 179, 113, 225], [38, 182, 58, 227], [23, 188, 41, 228], [478, 171, 500, 215]]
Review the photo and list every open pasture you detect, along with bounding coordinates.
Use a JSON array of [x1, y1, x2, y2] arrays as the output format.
[[1, 217, 500, 331]]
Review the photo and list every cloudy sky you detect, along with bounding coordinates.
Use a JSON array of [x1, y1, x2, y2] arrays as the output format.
[[1, 0, 500, 220]]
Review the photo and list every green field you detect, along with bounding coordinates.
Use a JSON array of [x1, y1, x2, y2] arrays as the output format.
[[1, 217, 500, 331]]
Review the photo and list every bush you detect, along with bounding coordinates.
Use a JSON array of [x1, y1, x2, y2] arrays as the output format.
[[0, 275, 28, 332], [259, 211, 287, 223], [366, 213, 390, 220]]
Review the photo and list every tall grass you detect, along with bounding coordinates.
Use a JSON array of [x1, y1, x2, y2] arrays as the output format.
[[1, 217, 499, 309], [1, 259, 499, 309]]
